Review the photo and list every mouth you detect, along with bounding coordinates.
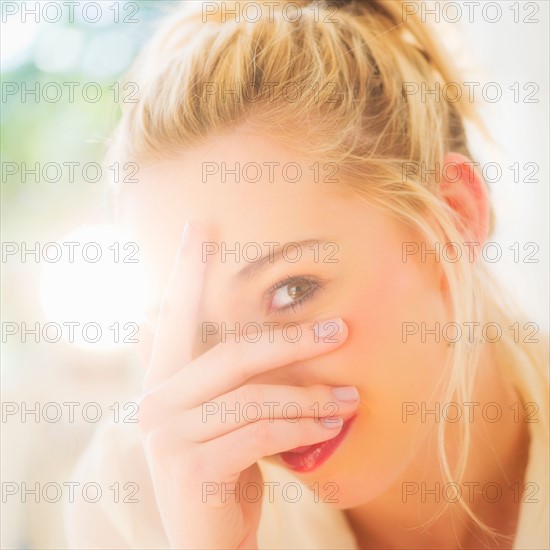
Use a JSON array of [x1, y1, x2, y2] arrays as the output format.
[[279, 414, 357, 473]]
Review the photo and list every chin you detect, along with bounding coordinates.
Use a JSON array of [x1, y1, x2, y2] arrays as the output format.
[[300, 450, 418, 510]]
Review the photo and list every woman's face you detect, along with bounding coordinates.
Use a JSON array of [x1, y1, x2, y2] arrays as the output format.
[[123, 126, 452, 507]]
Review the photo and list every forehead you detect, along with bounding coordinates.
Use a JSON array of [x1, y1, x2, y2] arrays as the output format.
[[116, 126, 390, 303], [119, 126, 355, 246]]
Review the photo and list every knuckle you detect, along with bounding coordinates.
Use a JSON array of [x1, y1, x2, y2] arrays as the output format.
[[236, 384, 262, 409], [227, 341, 255, 383], [299, 416, 320, 439], [145, 426, 198, 473], [286, 331, 309, 360], [248, 418, 270, 446], [136, 393, 159, 434], [306, 384, 324, 405], [225, 339, 243, 362], [144, 427, 170, 456], [175, 450, 209, 484]]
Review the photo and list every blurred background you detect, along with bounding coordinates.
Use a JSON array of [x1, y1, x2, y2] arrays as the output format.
[[1, 1, 548, 548]]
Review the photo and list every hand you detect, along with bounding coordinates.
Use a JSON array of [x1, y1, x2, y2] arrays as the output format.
[[137, 221, 357, 549]]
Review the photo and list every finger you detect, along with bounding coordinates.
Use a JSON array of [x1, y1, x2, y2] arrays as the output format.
[[196, 416, 346, 479], [145, 220, 208, 389], [153, 317, 348, 408], [181, 383, 360, 441]]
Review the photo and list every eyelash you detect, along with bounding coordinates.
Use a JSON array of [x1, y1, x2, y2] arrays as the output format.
[[265, 274, 323, 315]]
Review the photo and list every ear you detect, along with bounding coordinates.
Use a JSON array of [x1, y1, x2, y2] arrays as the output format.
[[439, 152, 490, 255]]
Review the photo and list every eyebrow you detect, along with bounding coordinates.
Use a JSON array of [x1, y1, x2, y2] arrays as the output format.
[[235, 238, 336, 281]]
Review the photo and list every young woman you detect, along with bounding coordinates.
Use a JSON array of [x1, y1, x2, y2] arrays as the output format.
[[66, 1, 548, 548]]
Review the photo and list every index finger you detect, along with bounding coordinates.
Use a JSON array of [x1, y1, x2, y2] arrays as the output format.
[[145, 220, 207, 389]]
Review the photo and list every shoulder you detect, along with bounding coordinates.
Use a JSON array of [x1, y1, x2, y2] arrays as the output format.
[[64, 421, 168, 549], [513, 335, 550, 549]]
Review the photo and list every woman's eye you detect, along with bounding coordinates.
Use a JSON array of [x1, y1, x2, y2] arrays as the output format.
[[270, 278, 317, 311]]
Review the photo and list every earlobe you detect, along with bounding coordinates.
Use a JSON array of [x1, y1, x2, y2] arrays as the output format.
[[439, 152, 490, 248]]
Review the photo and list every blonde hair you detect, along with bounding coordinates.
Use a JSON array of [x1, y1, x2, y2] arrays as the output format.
[[109, 0, 548, 543]]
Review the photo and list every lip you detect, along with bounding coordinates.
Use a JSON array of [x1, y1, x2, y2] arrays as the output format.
[[279, 415, 357, 473]]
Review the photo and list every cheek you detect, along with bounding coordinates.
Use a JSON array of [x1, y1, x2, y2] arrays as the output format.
[[350, 259, 449, 389], [313, 253, 453, 499]]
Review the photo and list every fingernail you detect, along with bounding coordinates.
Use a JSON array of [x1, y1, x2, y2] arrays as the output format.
[[321, 417, 343, 429], [332, 386, 359, 402], [314, 318, 344, 339], [181, 221, 192, 251]]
